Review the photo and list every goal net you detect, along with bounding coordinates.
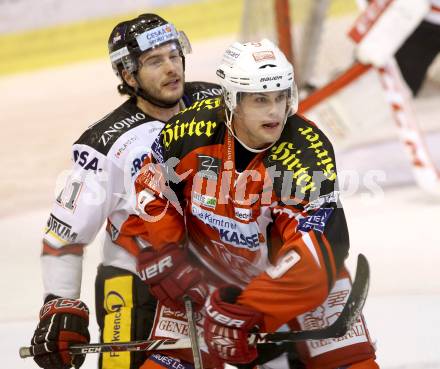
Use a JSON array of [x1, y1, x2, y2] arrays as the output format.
[[240, 0, 440, 92], [240, 0, 440, 194]]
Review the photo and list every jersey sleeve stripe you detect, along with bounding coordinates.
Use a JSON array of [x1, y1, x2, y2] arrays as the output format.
[[42, 242, 85, 256]]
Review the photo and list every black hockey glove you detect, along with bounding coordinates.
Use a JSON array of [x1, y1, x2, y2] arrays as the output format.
[[31, 296, 90, 369]]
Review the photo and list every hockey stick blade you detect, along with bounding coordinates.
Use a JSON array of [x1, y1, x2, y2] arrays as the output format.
[[251, 253, 370, 344], [19, 254, 369, 358]]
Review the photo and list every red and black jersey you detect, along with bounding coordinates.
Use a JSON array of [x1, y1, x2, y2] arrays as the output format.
[[133, 97, 349, 331]]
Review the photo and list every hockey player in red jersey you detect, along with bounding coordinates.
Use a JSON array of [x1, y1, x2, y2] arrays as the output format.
[[133, 39, 380, 369], [28, 14, 221, 369]]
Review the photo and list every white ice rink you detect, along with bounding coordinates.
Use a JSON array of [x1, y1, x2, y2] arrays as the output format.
[[1, 36, 439, 368]]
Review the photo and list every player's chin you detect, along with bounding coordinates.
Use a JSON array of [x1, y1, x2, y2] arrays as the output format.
[[160, 87, 184, 104]]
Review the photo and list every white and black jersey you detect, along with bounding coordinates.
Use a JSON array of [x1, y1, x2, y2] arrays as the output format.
[[41, 81, 221, 299]]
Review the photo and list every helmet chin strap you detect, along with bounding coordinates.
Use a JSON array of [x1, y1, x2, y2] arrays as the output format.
[[133, 75, 180, 109], [224, 107, 290, 154]]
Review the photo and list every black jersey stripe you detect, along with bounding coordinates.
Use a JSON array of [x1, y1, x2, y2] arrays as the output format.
[[315, 232, 334, 292]]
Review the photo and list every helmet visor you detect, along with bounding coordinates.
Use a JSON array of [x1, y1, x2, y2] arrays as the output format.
[[135, 23, 191, 54], [109, 23, 191, 69]]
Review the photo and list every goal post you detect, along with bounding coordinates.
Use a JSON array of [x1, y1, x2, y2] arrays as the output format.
[[274, 0, 294, 64], [240, 0, 354, 89]]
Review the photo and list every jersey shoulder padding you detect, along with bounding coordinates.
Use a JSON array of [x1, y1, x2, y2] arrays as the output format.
[[75, 98, 156, 156]]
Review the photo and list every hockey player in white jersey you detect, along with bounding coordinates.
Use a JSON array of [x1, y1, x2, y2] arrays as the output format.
[[28, 13, 221, 369]]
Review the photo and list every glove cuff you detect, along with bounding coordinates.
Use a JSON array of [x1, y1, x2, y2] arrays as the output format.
[[137, 243, 186, 284], [39, 298, 89, 322]]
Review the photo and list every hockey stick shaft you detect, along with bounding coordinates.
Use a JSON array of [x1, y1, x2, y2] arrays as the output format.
[[184, 296, 204, 369], [20, 254, 369, 359]]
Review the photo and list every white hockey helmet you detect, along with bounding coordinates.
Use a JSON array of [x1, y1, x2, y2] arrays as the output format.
[[216, 38, 298, 115]]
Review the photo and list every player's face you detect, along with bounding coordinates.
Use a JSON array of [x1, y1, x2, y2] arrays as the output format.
[[136, 43, 185, 104], [233, 90, 288, 149]]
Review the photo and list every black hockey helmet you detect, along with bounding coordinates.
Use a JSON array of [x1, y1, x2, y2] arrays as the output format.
[[108, 13, 191, 77], [108, 13, 191, 106], [108, 13, 191, 76]]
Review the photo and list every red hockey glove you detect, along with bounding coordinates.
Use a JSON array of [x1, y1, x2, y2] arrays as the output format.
[[31, 296, 90, 369], [137, 244, 208, 311], [204, 285, 264, 365]]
